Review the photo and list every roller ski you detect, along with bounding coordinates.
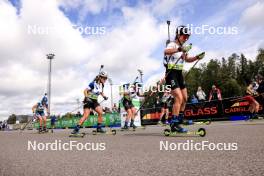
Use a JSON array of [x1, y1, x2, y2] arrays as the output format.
[[120, 124, 136, 131], [164, 127, 206, 137], [164, 117, 206, 137], [38, 126, 49, 134], [92, 126, 116, 135], [120, 120, 145, 131], [69, 125, 85, 138]]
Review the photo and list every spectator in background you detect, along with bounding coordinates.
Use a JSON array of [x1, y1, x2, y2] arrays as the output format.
[[209, 85, 222, 101], [196, 86, 206, 102], [50, 115, 56, 133], [191, 95, 198, 104], [76, 111, 82, 117], [112, 103, 118, 113]]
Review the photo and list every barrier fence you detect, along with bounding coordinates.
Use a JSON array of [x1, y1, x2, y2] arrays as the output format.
[[140, 96, 263, 125]]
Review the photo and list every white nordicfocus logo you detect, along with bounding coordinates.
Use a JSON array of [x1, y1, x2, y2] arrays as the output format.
[[27, 140, 106, 151], [160, 140, 238, 151]]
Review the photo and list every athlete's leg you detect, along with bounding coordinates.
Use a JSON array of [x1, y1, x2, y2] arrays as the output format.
[[95, 106, 103, 124], [42, 115, 47, 132], [159, 107, 165, 122], [38, 116, 43, 127], [171, 88, 183, 116], [72, 108, 90, 134], [165, 108, 169, 123], [179, 88, 187, 123], [122, 109, 132, 129], [158, 107, 166, 124], [170, 88, 187, 132], [180, 88, 188, 111], [94, 106, 105, 132], [79, 108, 91, 125], [130, 107, 137, 128], [38, 115, 43, 132]]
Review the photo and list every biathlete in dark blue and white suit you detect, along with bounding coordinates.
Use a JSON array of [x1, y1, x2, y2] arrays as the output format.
[[72, 71, 108, 134], [32, 100, 48, 133]]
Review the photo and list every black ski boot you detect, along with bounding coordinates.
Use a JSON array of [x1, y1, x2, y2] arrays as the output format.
[[71, 125, 80, 134], [121, 121, 129, 130], [130, 119, 137, 130], [170, 116, 187, 133], [42, 126, 48, 133], [38, 126, 42, 133], [96, 123, 106, 133]]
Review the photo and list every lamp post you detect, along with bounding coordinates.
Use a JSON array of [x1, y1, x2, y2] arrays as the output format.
[[137, 69, 143, 83], [108, 77, 113, 109], [46, 53, 55, 116]]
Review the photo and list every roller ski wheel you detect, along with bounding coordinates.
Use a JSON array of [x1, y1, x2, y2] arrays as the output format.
[[164, 129, 171, 136], [163, 128, 206, 137], [92, 129, 116, 135], [198, 128, 206, 137], [69, 132, 85, 138]]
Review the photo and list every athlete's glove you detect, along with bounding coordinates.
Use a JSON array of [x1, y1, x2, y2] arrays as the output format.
[[179, 43, 192, 52], [103, 96, 108, 100], [196, 52, 205, 60]]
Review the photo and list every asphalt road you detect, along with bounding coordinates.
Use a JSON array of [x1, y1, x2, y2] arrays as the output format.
[[0, 120, 264, 176]]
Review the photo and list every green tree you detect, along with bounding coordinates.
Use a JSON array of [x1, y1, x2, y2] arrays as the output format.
[[7, 114, 16, 124]]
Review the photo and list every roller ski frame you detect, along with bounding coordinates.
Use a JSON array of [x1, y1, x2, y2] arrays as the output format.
[[163, 128, 206, 137], [92, 128, 117, 135], [37, 127, 49, 134], [119, 125, 146, 131], [159, 120, 211, 127], [69, 132, 86, 138], [184, 120, 211, 126]]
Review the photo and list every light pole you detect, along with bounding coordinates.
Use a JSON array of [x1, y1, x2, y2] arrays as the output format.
[[46, 53, 55, 116], [76, 98, 80, 111], [137, 69, 143, 83], [108, 77, 113, 109]]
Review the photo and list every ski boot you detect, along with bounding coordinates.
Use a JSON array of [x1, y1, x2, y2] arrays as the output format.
[[42, 126, 48, 133], [71, 125, 80, 134], [69, 125, 85, 137], [121, 121, 129, 131], [164, 120, 170, 125], [96, 125, 106, 133], [96, 128, 106, 133], [38, 126, 42, 133], [130, 119, 137, 130], [183, 120, 194, 125], [170, 116, 187, 133]]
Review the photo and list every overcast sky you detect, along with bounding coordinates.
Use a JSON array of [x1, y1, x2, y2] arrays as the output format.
[[0, 0, 263, 121]]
